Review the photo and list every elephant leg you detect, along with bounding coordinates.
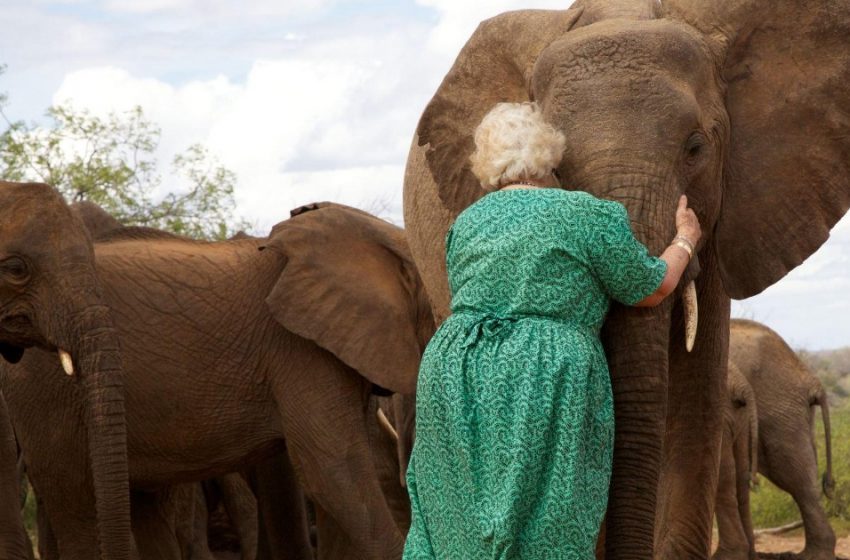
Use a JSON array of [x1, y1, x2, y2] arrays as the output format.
[[273, 352, 405, 560], [217, 473, 258, 560], [732, 431, 757, 560], [171, 483, 215, 560], [24, 437, 113, 560], [712, 430, 752, 560], [251, 451, 313, 560], [36, 497, 59, 560], [184, 483, 216, 560], [0, 393, 32, 560], [656, 264, 728, 559], [763, 441, 835, 560], [130, 488, 182, 560], [314, 505, 363, 560]]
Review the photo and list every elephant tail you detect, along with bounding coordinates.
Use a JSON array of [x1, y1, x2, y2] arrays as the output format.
[[814, 387, 835, 499], [747, 392, 759, 488]]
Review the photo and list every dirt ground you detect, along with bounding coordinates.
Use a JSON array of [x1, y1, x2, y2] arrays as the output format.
[[753, 531, 850, 559], [209, 533, 850, 559]]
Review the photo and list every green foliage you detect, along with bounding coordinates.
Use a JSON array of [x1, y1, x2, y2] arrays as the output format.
[[750, 478, 800, 528], [0, 71, 248, 239], [750, 404, 850, 529]]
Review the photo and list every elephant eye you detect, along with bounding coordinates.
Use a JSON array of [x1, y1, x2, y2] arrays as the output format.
[[0, 256, 31, 283], [684, 132, 707, 164]]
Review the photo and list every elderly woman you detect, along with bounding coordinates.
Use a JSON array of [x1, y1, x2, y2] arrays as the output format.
[[403, 102, 701, 559]]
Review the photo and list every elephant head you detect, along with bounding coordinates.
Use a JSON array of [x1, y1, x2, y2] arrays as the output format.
[[404, 0, 850, 556], [0, 181, 131, 559]]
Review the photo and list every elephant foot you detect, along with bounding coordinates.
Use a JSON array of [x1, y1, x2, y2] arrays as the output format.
[[796, 547, 836, 560], [712, 549, 754, 560]]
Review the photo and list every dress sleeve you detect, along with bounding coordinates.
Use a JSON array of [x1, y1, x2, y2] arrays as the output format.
[[586, 200, 667, 306]]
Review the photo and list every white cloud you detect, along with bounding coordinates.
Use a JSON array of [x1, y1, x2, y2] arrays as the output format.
[[50, 22, 430, 229], [102, 0, 330, 17], [416, 0, 569, 58]]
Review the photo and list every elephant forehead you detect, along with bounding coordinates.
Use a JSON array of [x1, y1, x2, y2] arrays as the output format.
[[0, 182, 80, 253], [534, 19, 711, 86]]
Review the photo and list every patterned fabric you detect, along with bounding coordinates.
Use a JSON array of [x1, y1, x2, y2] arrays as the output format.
[[403, 188, 667, 560]]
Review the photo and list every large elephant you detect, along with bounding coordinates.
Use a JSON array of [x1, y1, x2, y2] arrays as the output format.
[[713, 362, 758, 560], [402, 0, 850, 557], [729, 319, 835, 560], [0, 182, 132, 558], [1, 191, 430, 559]]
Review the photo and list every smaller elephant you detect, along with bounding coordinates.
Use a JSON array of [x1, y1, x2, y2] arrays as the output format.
[[729, 319, 835, 560], [713, 362, 758, 560]]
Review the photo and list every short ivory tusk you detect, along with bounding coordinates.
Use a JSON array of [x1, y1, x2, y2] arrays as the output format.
[[377, 408, 399, 443], [58, 349, 75, 376], [683, 281, 698, 353]]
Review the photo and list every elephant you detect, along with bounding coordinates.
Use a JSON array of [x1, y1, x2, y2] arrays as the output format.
[[68, 202, 325, 560], [729, 319, 835, 560], [402, 0, 850, 557], [713, 362, 758, 560], [0, 188, 431, 559], [71, 200, 266, 560], [0, 181, 133, 558]]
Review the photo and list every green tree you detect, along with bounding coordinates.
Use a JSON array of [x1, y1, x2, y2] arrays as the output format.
[[0, 69, 248, 240]]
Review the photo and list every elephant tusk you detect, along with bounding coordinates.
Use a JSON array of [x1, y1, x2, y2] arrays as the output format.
[[377, 408, 399, 443], [683, 281, 698, 352], [58, 349, 75, 376]]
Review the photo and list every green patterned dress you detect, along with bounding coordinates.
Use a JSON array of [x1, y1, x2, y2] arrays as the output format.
[[403, 188, 667, 560]]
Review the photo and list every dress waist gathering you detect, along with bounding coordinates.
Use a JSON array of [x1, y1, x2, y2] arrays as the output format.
[[448, 308, 599, 348]]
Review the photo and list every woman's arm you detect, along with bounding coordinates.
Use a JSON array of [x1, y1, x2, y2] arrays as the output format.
[[633, 195, 702, 308]]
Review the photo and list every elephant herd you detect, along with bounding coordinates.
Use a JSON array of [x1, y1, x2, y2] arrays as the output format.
[[2, 0, 850, 559]]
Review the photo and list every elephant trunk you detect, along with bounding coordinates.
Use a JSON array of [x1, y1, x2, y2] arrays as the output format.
[[62, 279, 132, 559], [568, 164, 681, 558], [0, 394, 32, 560], [601, 304, 671, 560], [815, 388, 835, 499]]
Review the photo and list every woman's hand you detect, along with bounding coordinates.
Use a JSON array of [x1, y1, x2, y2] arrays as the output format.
[[634, 195, 702, 308], [675, 195, 701, 246]]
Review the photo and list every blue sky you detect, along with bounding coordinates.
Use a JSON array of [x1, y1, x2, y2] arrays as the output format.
[[1, 0, 848, 350]]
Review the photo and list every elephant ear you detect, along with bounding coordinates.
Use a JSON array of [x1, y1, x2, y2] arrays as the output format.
[[667, 0, 850, 298], [414, 8, 583, 214], [260, 203, 429, 395]]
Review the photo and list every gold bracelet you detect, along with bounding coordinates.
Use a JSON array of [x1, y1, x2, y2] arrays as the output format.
[[673, 240, 693, 259]]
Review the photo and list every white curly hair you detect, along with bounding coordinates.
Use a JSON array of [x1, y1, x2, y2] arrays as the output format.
[[469, 102, 566, 191]]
